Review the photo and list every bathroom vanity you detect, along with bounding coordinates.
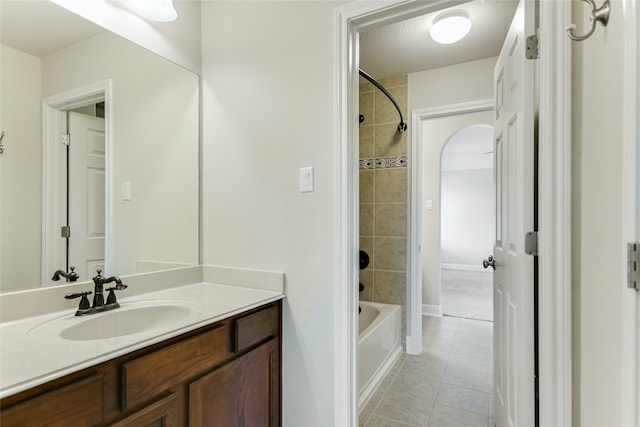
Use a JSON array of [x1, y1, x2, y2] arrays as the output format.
[[0, 266, 284, 427], [1, 301, 281, 426]]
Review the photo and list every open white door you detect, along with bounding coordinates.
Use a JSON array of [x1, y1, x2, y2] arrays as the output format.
[[493, 0, 536, 425], [68, 111, 105, 281]]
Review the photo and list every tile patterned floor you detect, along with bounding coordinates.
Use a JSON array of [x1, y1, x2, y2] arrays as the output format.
[[359, 315, 494, 427]]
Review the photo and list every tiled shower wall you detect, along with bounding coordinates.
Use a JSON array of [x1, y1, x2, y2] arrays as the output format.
[[359, 75, 408, 317]]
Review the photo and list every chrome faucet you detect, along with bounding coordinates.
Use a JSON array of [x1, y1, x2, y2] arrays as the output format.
[[51, 266, 79, 282], [64, 269, 127, 316]]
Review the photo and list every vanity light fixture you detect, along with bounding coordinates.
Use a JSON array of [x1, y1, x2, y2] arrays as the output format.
[[126, 0, 177, 22], [429, 10, 472, 44]]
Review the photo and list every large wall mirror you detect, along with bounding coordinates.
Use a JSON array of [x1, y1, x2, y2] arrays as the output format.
[[0, 1, 199, 292]]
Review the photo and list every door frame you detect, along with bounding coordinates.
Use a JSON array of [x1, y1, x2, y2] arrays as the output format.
[[409, 99, 493, 345], [621, 0, 640, 423], [41, 80, 113, 285], [333, 0, 572, 425]]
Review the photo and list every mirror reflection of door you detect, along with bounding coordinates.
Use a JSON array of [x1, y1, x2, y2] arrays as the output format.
[[67, 110, 105, 282]]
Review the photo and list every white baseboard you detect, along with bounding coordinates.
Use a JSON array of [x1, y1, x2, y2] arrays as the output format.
[[441, 263, 489, 272], [422, 304, 442, 317]]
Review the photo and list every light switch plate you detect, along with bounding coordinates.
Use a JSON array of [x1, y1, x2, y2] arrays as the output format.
[[300, 167, 314, 192], [426, 200, 433, 210]]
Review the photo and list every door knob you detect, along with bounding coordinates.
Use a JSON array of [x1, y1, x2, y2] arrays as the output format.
[[483, 255, 496, 270]]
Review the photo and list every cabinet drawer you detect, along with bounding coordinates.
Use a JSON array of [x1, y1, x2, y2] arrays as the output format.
[[233, 305, 279, 353], [0, 375, 103, 427], [122, 325, 228, 410]]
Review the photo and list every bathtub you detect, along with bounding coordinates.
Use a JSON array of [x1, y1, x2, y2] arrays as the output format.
[[358, 301, 402, 409]]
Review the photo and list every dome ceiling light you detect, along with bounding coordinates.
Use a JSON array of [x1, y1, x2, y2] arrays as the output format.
[[126, 0, 177, 22], [429, 10, 472, 44]]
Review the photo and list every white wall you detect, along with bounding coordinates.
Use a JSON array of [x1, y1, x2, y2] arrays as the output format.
[[41, 31, 199, 278], [408, 57, 496, 111], [571, 0, 624, 424], [50, 0, 201, 73], [440, 168, 493, 267], [0, 45, 42, 292], [200, 2, 343, 425]]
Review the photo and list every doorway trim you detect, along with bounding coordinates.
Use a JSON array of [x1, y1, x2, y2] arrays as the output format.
[[408, 99, 493, 354], [536, 2, 573, 425], [41, 79, 113, 286], [334, 0, 572, 425], [621, 0, 639, 423]]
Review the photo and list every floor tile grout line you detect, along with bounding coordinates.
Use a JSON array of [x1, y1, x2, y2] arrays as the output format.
[[423, 375, 444, 427], [439, 373, 492, 394], [434, 382, 492, 413], [363, 355, 406, 426], [431, 401, 491, 419], [371, 413, 420, 427]]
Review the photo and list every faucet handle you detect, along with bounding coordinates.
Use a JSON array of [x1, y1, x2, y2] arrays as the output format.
[[65, 291, 92, 310], [105, 284, 127, 304], [68, 266, 79, 282], [105, 283, 127, 293]]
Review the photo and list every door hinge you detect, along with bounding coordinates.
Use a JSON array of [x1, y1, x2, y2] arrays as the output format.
[[627, 242, 640, 290], [525, 231, 538, 256], [61, 226, 71, 238], [526, 34, 539, 60], [61, 133, 70, 146]]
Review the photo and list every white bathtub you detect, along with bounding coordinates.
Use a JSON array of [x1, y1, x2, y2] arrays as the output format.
[[358, 301, 402, 409]]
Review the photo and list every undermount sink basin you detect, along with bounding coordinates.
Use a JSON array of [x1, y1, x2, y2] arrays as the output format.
[[29, 300, 202, 341]]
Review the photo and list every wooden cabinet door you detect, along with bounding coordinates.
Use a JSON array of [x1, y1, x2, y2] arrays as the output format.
[[189, 339, 279, 427], [111, 393, 177, 427]]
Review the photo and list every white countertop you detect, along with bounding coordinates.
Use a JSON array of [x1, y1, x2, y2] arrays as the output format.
[[0, 269, 284, 399]]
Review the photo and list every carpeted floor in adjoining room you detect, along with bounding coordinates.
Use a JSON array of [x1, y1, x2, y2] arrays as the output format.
[[441, 269, 493, 322]]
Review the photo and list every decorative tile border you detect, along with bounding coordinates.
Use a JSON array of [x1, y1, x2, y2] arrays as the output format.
[[359, 156, 408, 170]]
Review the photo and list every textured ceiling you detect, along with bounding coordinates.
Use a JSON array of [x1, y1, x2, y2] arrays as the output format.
[[359, 0, 519, 79]]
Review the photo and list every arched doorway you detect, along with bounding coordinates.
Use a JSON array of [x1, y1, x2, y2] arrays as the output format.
[[440, 124, 494, 321]]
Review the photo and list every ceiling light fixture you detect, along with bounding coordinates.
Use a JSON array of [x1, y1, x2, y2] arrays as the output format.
[[429, 10, 472, 44], [126, 0, 177, 22]]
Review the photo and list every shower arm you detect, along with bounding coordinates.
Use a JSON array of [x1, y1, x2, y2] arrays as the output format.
[[359, 69, 407, 133]]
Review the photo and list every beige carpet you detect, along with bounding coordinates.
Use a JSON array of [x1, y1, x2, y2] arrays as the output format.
[[441, 269, 493, 321]]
